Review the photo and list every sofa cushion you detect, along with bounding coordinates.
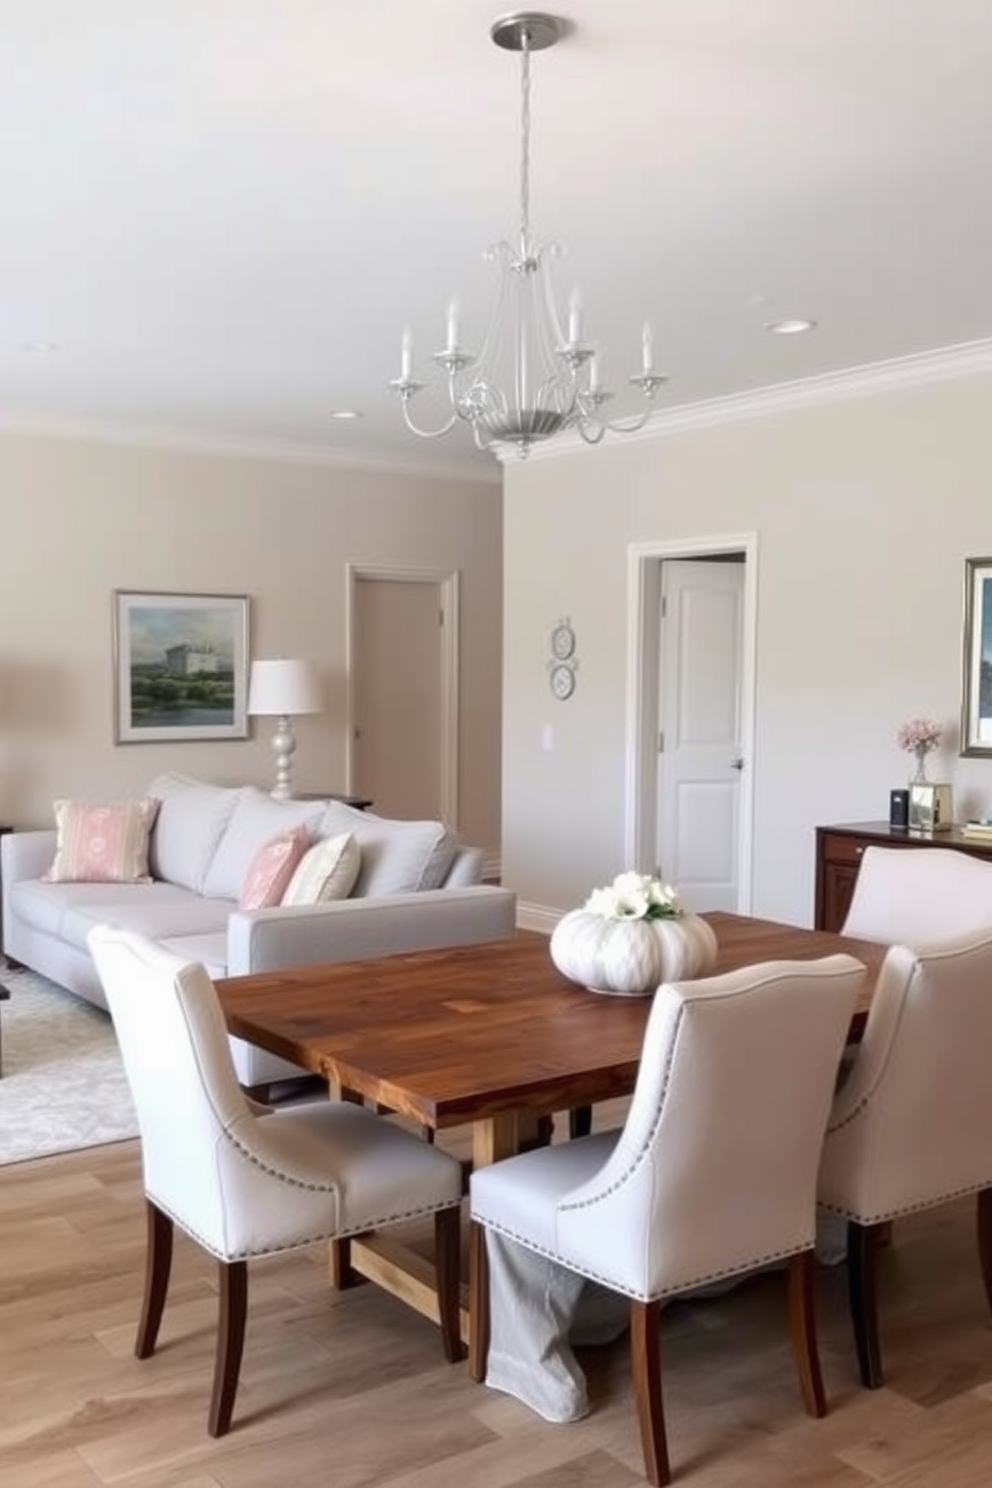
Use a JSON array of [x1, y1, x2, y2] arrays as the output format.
[[147, 772, 243, 893], [10, 877, 220, 945], [281, 832, 361, 906], [239, 825, 310, 910], [43, 797, 160, 884], [156, 932, 229, 979], [318, 801, 459, 896], [201, 788, 326, 901], [60, 893, 234, 952]]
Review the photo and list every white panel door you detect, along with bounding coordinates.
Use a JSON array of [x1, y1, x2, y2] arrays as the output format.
[[352, 577, 443, 820], [657, 559, 744, 912]]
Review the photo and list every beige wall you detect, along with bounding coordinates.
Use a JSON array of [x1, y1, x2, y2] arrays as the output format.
[[502, 371, 992, 926], [0, 431, 503, 859]]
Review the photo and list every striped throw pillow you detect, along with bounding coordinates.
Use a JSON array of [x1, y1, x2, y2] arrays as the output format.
[[43, 797, 161, 883]]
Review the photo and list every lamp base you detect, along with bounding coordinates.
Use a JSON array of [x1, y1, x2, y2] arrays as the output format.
[[269, 715, 297, 801]]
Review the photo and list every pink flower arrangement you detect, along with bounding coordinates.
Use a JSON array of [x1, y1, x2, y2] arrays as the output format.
[[896, 717, 942, 756]]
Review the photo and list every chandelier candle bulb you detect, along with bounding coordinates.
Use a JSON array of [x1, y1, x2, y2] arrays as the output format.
[[568, 291, 583, 345], [642, 321, 654, 374], [588, 353, 601, 393], [401, 327, 413, 381], [446, 299, 460, 353]]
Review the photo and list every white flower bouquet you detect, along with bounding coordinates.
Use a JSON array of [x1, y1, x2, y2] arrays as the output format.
[[583, 870, 682, 921]]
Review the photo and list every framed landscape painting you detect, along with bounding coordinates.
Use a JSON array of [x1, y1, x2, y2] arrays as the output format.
[[113, 590, 249, 743], [960, 557, 992, 756]]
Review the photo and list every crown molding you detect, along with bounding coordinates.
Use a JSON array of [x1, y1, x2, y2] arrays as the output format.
[[505, 337, 992, 464], [0, 408, 500, 487]]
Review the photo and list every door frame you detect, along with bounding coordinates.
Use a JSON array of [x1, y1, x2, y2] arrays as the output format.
[[624, 533, 758, 912], [345, 563, 460, 826]]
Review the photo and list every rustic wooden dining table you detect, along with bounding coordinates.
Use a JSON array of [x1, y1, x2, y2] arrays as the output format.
[[216, 911, 889, 1351]]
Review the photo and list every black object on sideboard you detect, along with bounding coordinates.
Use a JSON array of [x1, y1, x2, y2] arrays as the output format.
[[815, 821, 992, 932]]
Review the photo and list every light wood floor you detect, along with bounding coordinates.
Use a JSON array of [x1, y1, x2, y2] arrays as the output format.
[[2, 1123, 992, 1487]]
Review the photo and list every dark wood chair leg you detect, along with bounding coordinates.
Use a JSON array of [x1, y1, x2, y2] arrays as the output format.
[[786, 1249, 827, 1417], [135, 1200, 173, 1359], [468, 1221, 490, 1383], [630, 1298, 670, 1487], [329, 1237, 360, 1289], [434, 1206, 465, 1363], [977, 1187, 992, 1313], [569, 1105, 593, 1139], [208, 1259, 248, 1438], [847, 1219, 884, 1388]]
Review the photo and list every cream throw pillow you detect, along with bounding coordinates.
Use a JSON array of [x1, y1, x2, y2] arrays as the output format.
[[281, 832, 361, 906]]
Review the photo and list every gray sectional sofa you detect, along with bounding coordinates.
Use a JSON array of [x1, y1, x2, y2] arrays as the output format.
[[1, 772, 516, 1089]]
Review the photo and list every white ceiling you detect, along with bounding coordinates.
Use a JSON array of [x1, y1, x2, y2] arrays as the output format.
[[2, 1, 991, 481]]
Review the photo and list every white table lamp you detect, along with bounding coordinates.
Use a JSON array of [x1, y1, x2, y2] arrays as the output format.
[[247, 658, 321, 800]]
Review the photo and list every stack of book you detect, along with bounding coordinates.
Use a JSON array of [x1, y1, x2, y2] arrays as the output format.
[[961, 819, 992, 840]]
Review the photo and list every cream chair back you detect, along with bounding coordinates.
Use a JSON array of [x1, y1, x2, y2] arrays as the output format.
[[819, 929, 992, 1223], [553, 954, 865, 1298], [88, 927, 334, 1255], [841, 846, 992, 944]]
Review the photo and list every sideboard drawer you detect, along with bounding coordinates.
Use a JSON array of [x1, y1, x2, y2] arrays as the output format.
[[819, 832, 869, 866]]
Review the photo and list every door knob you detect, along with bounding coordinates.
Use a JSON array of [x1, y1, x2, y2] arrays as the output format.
[[731, 756, 744, 771]]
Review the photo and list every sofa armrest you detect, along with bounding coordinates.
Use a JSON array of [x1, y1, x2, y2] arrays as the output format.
[[1, 829, 56, 886], [2, 829, 57, 958], [442, 846, 484, 887], [225, 884, 517, 975]]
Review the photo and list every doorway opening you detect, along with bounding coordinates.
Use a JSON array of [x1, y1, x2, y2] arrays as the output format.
[[624, 534, 758, 913], [345, 564, 460, 825]]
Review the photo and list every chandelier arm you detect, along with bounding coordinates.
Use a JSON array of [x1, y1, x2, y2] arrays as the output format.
[[399, 401, 462, 440], [595, 410, 652, 436]]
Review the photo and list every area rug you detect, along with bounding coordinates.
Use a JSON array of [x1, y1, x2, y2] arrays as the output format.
[[0, 967, 138, 1164]]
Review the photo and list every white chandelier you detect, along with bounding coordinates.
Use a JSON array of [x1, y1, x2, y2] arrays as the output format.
[[389, 11, 667, 459]]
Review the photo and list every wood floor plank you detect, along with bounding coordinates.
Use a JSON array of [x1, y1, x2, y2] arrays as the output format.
[[2, 1134, 992, 1486]]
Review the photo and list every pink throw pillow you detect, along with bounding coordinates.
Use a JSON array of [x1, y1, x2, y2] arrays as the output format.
[[43, 797, 161, 884], [238, 825, 311, 910]]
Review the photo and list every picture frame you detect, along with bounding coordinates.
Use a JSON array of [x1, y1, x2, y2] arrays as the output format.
[[960, 557, 992, 756], [113, 590, 249, 743]]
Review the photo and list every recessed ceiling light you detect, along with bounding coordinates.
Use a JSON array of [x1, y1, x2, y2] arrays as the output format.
[[765, 317, 817, 336], [19, 339, 58, 353], [329, 409, 363, 421]]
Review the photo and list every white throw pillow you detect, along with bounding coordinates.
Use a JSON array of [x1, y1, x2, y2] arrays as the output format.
[[280, 832, 361, 906], [146, 773, 243, 892], [200, 787, 325, 901], [318, 801, 459, 896]]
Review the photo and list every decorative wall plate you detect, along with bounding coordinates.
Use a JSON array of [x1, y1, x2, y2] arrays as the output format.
[[550, 662, 576, 700], [550, 620, 576, 661]]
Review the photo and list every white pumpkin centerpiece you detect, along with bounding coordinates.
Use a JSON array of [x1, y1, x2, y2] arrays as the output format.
[[550, 870, 718, 997]]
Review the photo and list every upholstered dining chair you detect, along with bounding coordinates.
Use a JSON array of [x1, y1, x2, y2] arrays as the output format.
[[470, 954, 866, 1487], [841, 845, 992, 943], [87, 924, 464, 1437], [817, 929, 992, 1389]]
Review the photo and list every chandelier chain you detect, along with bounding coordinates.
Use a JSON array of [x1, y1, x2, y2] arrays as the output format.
[[518, 35, 531, 260]]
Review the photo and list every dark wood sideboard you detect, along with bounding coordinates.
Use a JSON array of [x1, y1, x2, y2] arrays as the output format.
[[815, 821, 992, 932]]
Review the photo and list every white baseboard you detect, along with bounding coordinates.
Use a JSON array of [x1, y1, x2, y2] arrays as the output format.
[[515, 901, 560, 934]]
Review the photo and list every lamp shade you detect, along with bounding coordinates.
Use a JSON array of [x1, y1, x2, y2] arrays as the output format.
[[247, 659, 321, 717]]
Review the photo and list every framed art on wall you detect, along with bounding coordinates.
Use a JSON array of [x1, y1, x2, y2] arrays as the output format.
[[113, 590, 249, 743], [960, 556, 992, 756]]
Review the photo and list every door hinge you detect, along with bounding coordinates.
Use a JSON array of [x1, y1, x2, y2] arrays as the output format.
[[660, 595, 667, 619], [658, 731, 664, 753]]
